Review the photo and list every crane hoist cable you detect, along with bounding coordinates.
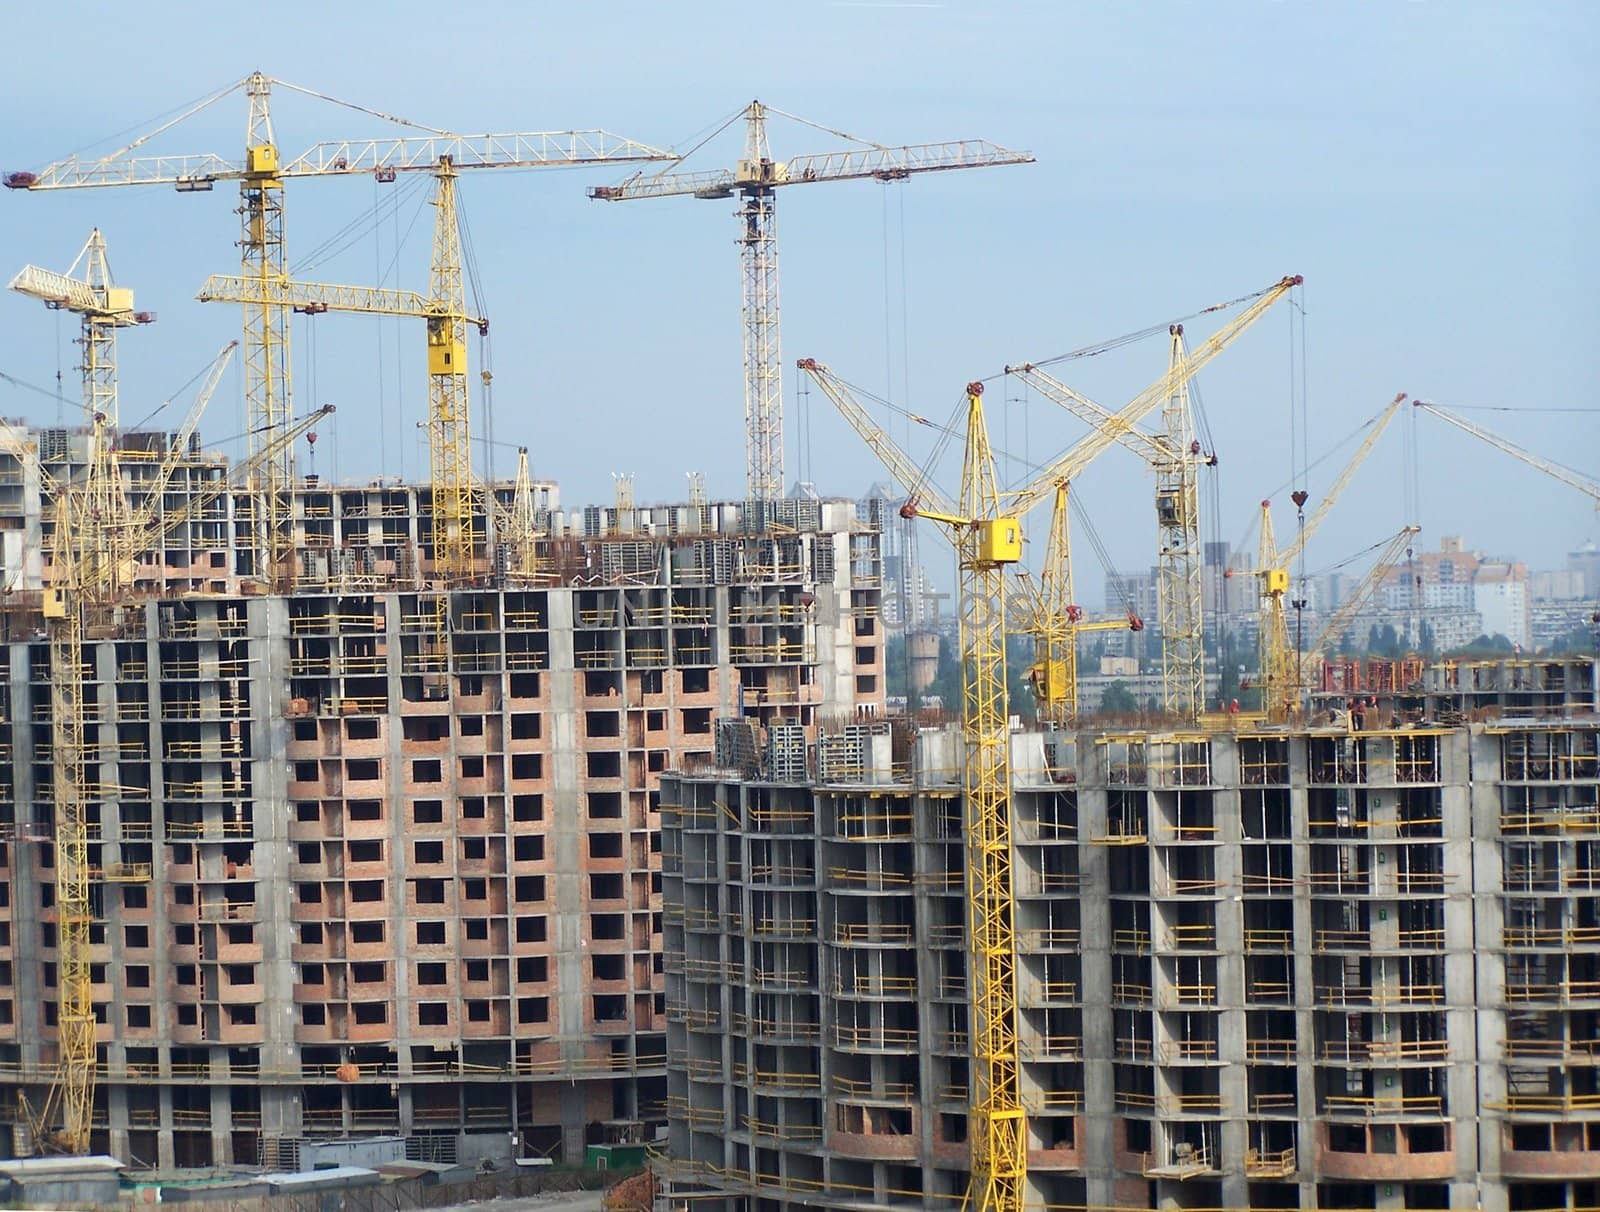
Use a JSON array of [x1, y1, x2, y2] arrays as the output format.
[[293, 172, 431, 274]]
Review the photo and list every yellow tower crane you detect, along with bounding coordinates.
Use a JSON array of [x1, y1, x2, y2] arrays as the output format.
[[798, 274, 1295, 1211], [1253, 392, 1407, 722], [6, 73, 671, 585], [7, 229, 155, 429], [9, 230, 156, 594], [1, 380, 322, 1157], [1011, 482, 1142, 723], [1008, 325, 1207, 718], [1412, 399, 1600, 506], [590, 102, 1033, 499], [197, 132, 674, 588]]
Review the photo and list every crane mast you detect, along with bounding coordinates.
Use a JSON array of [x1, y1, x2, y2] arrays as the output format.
[[1015, 483, 1139, 723], [799, 360, 1024, 1205], [1155, 327, 1204, 718], [240, 72, 295, 587], [739, 104, 784, 500], [425, 159, 474, 584], [924, 384, 1026, 1212]]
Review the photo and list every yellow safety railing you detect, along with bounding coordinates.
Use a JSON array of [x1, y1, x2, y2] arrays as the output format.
[[1024, 1090, 1085, 1114], [1165, 924, 1216, 949], [1162, 983, 1218, 1007], [1244, 1147, 1296, 1178], [833, 1075, 915, 1100], [1160, 1039, 1218, 1062], [1244, 928, 1293, 952], [1323, 1094, 1445, 1117], [833, 974, 915, 998], [1249, 1091, 1297, 1113], [1501, 1037, 1600, 1061], [1505, 980, 1600, 1004], [1163, 1092, 1222, 1114], [749, 1069, 821, 1092], [1112, 983, 1153, 1006], [831, 1023, 919, 1049], [1246, 1038, 1297, 1062], [833, 922, 913, 944]]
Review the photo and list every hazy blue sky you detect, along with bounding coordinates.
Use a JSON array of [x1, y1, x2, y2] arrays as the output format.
[[1, 1, 1595, 594]]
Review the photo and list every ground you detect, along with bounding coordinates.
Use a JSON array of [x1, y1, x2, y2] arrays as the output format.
[[429, 1191, 605, 1212]]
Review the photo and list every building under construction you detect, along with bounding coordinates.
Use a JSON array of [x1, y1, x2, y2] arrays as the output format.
[[660, 657, 1600, 1212], [0, 421, 886, 1167]]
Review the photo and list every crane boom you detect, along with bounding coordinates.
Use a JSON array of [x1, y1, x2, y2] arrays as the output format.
[[1001, 366, 1166, 463], [198, 276, 442, 319], [284, 131, 671, 176], [1008, 275, 1302, 519], [1280, 393, 1407, 566], [8, 264, 131, 319], [795, 359, 958, 519], [590, 137, 1032, 201], [1413, 400, 1600, 504], [1254, 393, 1407, 722], [591, 101, 1032, 499], [1311, 526, 1422, 657], [122, 342, 240, 546]]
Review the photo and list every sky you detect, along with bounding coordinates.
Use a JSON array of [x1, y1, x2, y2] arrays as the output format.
[[1, 1, 1595, 603]]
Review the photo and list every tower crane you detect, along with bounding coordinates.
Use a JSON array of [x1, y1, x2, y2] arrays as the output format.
[[7, 71, 671, 585], [1011, 482, 1142, 723], [9, 230, 155, 596], [1252, 393, 1408, 722], [589, 101, 1033, 499], [1008, 326, 1207, 718], [506, 447, 543, 581], [796, 274, 1295, 1211], [3, 380, 321, 1156], [8, 229, 154, 429], [198, 134, 676, 587], [1412, 400, 1600, 506]]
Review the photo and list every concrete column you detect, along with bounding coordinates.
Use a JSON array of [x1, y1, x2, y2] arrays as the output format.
[[251, 595, 303, 1143], [1076, 728, 1117, 1207], [545, 589, 587, 1083]]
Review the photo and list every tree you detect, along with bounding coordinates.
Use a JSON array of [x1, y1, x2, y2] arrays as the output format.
[[1099, 681, 1138, 714], [1418, 619, 1437, 659]]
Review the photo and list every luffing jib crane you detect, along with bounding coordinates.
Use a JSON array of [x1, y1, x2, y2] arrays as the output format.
[[1008, 326, 1207, 719], [590, 101, 1033, 500], [1253, 392, 1407, 722], [800, 272, 1297, 1212], [7, 71, 671, 586]]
